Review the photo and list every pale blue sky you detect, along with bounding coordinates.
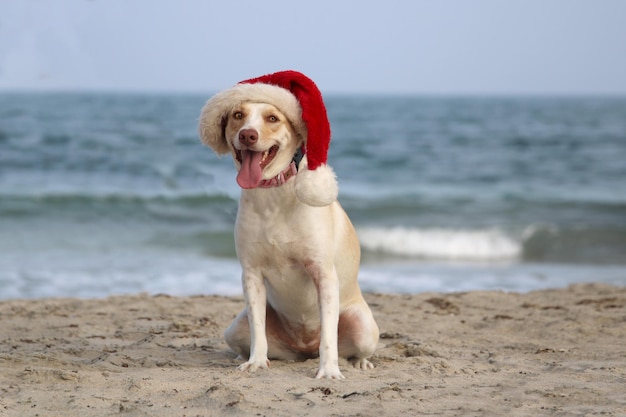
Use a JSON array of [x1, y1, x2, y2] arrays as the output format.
[[1, 0, 625, 94]]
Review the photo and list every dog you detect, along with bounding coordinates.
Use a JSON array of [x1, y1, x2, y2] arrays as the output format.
[[199, 71, 379, 379]]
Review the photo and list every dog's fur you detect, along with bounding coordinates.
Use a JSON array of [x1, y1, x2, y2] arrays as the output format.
[[207, 101, 379, 379]]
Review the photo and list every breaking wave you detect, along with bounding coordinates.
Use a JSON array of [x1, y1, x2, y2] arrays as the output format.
[[358, 227, 522, 261]]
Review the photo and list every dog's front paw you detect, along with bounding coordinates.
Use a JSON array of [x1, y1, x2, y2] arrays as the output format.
[[238, 358, 270, 373], [315, 365, 345, 380], [350, 357, 374, 370]]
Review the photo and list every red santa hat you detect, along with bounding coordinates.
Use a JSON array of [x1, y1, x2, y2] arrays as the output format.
[[199, 70, 338, 206]]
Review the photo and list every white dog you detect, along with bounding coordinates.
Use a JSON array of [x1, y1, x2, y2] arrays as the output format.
[[199, 71, 378, 379]]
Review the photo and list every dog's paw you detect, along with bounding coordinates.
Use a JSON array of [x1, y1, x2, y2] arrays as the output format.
[[238, 358, 270, 373], [350, 357, 374, 370], [315, 365, 346, 380]]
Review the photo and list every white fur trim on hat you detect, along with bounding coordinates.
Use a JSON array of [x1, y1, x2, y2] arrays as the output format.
[[199, 83, 306, 155], [295, 162, 338, 206]]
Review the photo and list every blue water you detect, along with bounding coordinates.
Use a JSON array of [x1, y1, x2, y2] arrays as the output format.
[[1, 93, 625, 299]]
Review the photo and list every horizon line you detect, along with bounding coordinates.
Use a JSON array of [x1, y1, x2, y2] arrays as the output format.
[[2, 86, 626, 99]]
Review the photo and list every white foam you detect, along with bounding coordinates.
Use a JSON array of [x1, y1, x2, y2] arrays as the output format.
[[358, 262, 626, 294], [357, 227, 522, 261], [0, 248, 243, 299]]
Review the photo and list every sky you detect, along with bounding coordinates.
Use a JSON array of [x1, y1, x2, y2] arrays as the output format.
[[0, 0, 625, 95]]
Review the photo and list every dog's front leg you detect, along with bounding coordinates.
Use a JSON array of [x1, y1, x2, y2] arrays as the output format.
[[313, 267, 345, 380], [239, 270, 270, 372]]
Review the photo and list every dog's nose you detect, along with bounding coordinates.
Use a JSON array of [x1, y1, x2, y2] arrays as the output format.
[[239, 129, 258, 146]]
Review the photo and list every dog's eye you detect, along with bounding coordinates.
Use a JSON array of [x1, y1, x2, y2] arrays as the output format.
[[233, 111, 244, 120], [267, 115, 279, 123]]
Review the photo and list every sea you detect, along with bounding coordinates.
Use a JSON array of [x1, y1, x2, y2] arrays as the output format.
[[1, 92, 625, 299]]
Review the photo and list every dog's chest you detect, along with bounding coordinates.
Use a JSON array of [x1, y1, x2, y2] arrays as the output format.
[[235, 188, 303, 240], [235, 196, 318, 304], [237, 207, 293, 247], [235, 190, 306, 257]]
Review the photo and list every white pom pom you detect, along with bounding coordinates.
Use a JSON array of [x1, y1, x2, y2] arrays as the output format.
[[294, 164, 338, 206]]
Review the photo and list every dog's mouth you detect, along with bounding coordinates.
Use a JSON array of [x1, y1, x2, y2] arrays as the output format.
[[234, 145, 279, 189]]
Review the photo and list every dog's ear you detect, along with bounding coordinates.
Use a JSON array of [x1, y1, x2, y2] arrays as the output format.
[[198, 96, 233, 156]]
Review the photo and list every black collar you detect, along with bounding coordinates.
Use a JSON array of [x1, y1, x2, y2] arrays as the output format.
[[292, 147, 304, 171]]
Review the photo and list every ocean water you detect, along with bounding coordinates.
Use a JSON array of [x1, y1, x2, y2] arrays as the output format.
[[1, 93, 625, 299]]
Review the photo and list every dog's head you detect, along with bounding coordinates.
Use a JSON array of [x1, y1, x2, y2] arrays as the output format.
[[207, 100, 302, 189], [199, 72, 338, 206], [199, 83, 305, 189], [226, 102, 303, 189]]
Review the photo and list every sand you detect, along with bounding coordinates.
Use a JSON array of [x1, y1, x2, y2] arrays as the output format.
[[1, 283, 625, 416]]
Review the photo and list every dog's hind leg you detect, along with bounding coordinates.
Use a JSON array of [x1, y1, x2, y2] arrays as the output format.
[[224, 307, 302, 365], [224, 309, 252, 359], [337, 303, 379, 370]]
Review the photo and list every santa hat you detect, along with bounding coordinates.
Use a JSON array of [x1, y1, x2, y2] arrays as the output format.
[[199, 70, 338, 206]]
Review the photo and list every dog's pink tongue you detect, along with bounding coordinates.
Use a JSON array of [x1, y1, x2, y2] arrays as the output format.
[[237, 150, 264, 189]]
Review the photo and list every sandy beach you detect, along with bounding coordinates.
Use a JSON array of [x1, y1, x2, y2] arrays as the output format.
[[1, 283, 624, 416]]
